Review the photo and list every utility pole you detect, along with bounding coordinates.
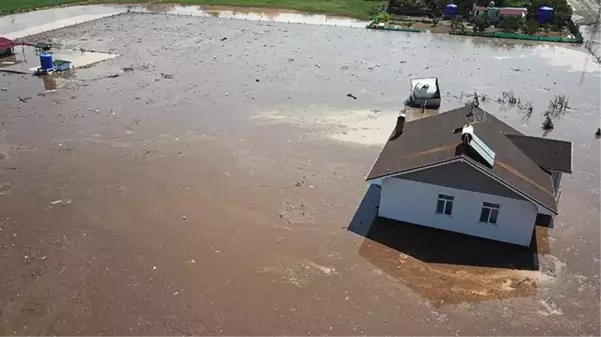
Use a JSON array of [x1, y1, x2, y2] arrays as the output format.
[[584, 6, 601, 53]]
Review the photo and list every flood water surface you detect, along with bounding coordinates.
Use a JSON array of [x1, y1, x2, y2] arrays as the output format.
[[0, 11, 599, 336], [0, 3, 367, 39]]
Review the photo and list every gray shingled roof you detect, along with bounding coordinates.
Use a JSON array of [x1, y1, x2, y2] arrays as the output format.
[[506, 134, 572, 173], [366, 106, 569, 213]]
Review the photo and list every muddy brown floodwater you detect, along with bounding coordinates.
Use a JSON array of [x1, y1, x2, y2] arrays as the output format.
[[0, 11, 600, 336]]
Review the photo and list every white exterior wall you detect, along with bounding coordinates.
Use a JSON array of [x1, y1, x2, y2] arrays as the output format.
[[378, 177, 538, 246]]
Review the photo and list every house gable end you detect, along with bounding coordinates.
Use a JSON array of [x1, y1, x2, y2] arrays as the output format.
[[394, 161, 527, 201]]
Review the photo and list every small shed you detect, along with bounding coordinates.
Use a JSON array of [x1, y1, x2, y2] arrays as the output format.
[[54, 59, 72, 71], [0, 37, 16, 57]]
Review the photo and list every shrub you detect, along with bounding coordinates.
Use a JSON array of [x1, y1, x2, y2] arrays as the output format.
[[473, 13, 491, 32], [450, 17, 466, 33], [374, 12, 392, 23], [523, 19, 539, 34]]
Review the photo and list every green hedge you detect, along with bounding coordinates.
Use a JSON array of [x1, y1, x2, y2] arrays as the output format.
[[451, 31, 583, 43]]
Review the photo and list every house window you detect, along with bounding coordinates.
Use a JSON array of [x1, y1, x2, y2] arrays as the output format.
[[436, 194, 454, 215], [480, 202, 500, 224]]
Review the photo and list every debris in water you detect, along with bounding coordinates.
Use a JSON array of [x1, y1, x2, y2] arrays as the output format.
[[17, 96, 31, 102], [1, 88, 7, 91], [255, 79, 260, 82], [49, 199, 71, 206], [105, 74, 120, 78], [220, 37, 228, 41], [152, 266, 157, 270], [161, 73, 174, 79], [596, 128, 601, 138], [182, 216, 187, 220], [346, 93, 357, 100], [0, 183, 11, 196], [122, 67, 134, 72]]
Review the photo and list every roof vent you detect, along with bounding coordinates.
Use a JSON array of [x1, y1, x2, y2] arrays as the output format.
[[461, 124, 496, 167]]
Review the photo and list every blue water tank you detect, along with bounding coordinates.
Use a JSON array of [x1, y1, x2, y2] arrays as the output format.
[[538, 6, 554, 24], [40, 53, 54, 71], [444, 4, 459, 18]]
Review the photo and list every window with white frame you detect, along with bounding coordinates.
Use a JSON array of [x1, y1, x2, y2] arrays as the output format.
[[479, 202, 500, 224], [436, 194, 454, 215]]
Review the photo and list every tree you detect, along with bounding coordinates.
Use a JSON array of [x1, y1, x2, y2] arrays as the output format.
[[426, 0, 445, 18], [450, 17, 467, 33], [523, 18, 539, 34], [474, 13, 491, 32]]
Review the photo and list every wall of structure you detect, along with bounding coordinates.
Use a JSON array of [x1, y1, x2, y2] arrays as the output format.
[[378, 177, 538, 246]]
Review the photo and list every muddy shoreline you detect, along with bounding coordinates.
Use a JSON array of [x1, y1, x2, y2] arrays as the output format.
[[0, 12, 599, 335]]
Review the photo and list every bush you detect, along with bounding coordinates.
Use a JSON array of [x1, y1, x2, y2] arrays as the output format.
[[425, 0, 445, 17], [523, 19, 539, 34], [450, 17, 466, 33], [473, 13, 491, 32], [497, 16, 523, 32], [374, 12, 392, 23]]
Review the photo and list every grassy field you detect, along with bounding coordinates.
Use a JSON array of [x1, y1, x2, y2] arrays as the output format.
[[0, 0, 385, 19]]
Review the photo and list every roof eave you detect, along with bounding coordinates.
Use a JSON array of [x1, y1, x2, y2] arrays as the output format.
[[365, 158, 462, 182]]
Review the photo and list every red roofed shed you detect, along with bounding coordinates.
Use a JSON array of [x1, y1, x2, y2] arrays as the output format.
[[0, 37, 17, 56]]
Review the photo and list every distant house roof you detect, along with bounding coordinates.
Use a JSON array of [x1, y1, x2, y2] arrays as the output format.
[[365, 106, 571, 214], [0, 37, 16, 50], [499, 8, 527, 16], [506, 134, 572, 173]]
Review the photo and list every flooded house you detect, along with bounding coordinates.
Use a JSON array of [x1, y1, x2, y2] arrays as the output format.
[[365, 106, 572, 246], [471, 5, 528, 24]]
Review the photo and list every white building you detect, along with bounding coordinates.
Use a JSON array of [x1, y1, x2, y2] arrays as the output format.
[[366, 106, 572, 246]]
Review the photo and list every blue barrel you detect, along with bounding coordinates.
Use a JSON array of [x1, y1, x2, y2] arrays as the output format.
[[538, 6, 554, 24], [444, 4, 459, 18], [40, 53, 54, 71]]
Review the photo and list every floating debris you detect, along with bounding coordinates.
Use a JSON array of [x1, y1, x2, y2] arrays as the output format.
[[49, 199, 71, 206], [0, 183, 11, 196], [346, 93, 357, 100]]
